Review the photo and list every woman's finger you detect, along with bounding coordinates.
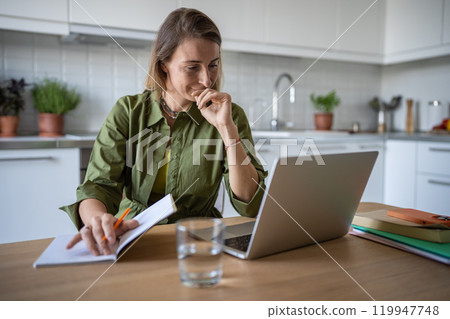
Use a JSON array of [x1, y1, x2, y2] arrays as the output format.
[[102, 214, 117, 244], [197, 90, 217, 109], [91, 217, 112, 255], [193, 89, 213, 108], [66, 232, 82, 249], [80, 226, 101, 256], [115, 219, 140, 236]]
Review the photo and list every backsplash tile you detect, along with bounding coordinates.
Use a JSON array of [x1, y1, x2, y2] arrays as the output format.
[[381, 55, 450, 132], [4, 29, 447, 135]]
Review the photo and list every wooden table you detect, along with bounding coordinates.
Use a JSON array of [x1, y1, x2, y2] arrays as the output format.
[[0, 203, 449, 301]]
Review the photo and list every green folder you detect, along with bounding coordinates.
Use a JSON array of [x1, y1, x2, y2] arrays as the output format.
[[352, 225, 450, 258]]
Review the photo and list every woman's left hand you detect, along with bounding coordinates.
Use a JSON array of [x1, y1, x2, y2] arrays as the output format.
[[192, 89, 233, 129]]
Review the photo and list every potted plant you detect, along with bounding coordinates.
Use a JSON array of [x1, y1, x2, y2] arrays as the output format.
[[0, 78, 28, 137], [310, 90, 341, 130], [32, 78, 81, 137]]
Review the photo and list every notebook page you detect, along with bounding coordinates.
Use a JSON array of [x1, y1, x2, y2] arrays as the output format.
[[33, 235, 116, 267], [117, 194, 177, 253]]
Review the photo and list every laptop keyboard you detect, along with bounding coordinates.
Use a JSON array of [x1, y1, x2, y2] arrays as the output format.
[[224, 234, 252, 252]]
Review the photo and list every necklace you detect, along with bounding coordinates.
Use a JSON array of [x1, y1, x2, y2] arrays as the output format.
[[160, 97, 179, 119]]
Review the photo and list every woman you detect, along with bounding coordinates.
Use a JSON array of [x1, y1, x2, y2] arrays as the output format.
[[62, 8, 267, 256]]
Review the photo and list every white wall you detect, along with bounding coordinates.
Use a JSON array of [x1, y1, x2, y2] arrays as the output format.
[[381, 55, 450, 132], [1, 29, 385, 134]]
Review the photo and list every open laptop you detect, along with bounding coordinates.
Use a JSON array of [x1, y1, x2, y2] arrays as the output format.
[[222, 151, 378, 259]]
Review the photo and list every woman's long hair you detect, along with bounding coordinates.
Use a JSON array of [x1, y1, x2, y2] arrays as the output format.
[[145, 8, 223, 97]]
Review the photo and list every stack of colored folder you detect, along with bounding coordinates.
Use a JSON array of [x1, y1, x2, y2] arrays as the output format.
[[350, 209, 450, 265]]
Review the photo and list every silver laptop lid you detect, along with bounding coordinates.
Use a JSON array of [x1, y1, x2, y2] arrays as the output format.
[[243, 151, 378, 259]]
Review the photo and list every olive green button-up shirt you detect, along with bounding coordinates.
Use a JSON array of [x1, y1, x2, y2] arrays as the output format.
[[60, 91, 267, 229]]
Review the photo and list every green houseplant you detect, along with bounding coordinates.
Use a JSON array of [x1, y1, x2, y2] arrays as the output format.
[[0, 78, 28, 137], [310, 90, 340, 130], [32, 78, 81, 136]]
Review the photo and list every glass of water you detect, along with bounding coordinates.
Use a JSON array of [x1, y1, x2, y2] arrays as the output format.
[[176, 218, 225, 288]]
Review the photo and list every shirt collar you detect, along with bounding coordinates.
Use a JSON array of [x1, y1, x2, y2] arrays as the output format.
[[147, 90, 204, 127], [184, 102, 204, 126], [147, 90, 166, 127]]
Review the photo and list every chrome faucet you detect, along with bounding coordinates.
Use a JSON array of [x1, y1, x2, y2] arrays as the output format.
[[271, 73, 296, 131]]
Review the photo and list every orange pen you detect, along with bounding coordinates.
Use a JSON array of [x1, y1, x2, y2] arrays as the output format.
[[102, 208, 131, 242]]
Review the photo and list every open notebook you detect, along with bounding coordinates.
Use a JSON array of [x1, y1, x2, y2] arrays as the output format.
[[33, 194, 177, 267]]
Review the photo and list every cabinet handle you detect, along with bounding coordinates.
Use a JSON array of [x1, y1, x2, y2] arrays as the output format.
[[428, 180, 450, 187], [429, 147, 450, 153], [359, 145, 383, 150], [0, 156, 54, 162], [318, 145, 346, 150]]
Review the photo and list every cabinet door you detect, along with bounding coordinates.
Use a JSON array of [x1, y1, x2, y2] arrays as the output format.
[[416, 174, 450, 217], [0, 149, 80, 243], [415, 141, 450, 215], [417, 141, 450, 176], [0, 0, 68, 35], [70, 0, 177, 32], [265, 0, 337, 50], [384, 140, 416, 208], [444, 0, 450, 44], [356, 142, 384, 203], [180, 0, 265, 43], [384, 0, 443, 54], [335, 0, 383, 55]]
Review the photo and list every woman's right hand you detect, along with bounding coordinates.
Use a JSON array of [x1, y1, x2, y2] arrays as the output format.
[[65, 199, 139, 256]]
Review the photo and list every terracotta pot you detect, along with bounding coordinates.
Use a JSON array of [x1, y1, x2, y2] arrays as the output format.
[[314, 113, 333, 130], [0, 115, 20, 137], [38, 113, 64, 137]]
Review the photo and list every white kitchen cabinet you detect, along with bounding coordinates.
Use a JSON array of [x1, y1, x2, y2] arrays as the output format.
[[416, 141, 450, 216], [355, 142, 385, 203], [416, 175, 450, 216], [0, 148, 79, 243], [417, 141, 450, 176], [180, 0, 384, 63], [180, 0, 265, 43], [0, 0, 69, 35], [384, 140, 417, 208], [384, 0, 442, 54], [265, 0, 337, 50], [384, 140, 450, 215], [383, 0, 447, 64], [334, 0, 383, 55], [69, 0, 177, 32], [0, 1, 448, 65]]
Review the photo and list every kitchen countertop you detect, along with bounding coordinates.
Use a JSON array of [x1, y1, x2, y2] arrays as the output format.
[[0, 131, 449, 150], [385, 131, 450, 142]]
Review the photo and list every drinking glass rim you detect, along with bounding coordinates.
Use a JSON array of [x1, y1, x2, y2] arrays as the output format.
[[176, 217, 225, 231]]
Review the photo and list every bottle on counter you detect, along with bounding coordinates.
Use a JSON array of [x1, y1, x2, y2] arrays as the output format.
[[428, 100, 449, 131], [405, 98, 414, 134]]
